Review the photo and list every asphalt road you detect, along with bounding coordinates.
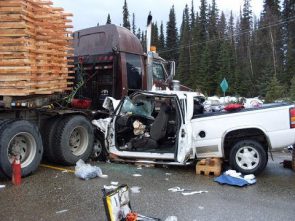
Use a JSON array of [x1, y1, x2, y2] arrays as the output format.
[[0, 151, 294, 221]]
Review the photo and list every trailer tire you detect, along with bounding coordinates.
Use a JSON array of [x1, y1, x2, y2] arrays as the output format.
[[0, 120, 43, 178], [41, 116, 61, 163], [229, 139, 267, 175], [52, 115, 94, 165]]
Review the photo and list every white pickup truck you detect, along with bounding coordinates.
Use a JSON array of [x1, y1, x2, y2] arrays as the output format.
[[93, 90, 295, 175]]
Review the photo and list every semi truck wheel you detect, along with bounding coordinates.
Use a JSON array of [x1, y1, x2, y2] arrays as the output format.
[[41, 116, 61, 163], [52, 115, 94, 165], [0, 120, 43, 178], [229, 139, 267, 175]]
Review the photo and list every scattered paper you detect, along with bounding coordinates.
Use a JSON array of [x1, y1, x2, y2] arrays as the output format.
[[132, 174, 142, 177], [103, 185, 118, 190], [56, 209, 68, 214], [181, 191, 208, 196], [130, 186, 141, 193], [198, 206, 204, 210]]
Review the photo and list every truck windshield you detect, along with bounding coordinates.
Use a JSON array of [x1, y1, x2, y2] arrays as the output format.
[[120, 97, 153, 118], [152, 62, 165, 80], [126, 53, 142, 90]]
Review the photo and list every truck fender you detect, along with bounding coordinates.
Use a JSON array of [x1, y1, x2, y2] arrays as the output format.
[[221, 126, 272, 156]]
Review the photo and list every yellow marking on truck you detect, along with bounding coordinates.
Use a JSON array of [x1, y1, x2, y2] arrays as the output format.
[[40, 164, 75, 173]]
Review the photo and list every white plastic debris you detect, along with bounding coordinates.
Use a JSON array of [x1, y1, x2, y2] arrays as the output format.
[[165, 173, 172, 176], [224, 170, 242, 178], [132, 173, 142, 177], [164, 216, 178, 221], [74, 159, 108, 180], [168, 187, 185, 192], [0, 185, 5, 189], [111, 181, 119, 186], [224, 169, 256, 184], [56, 209, 68, 214], [198, 206, 204, 210], [181, 191, 208, 196], [130, 186, 141, 193]]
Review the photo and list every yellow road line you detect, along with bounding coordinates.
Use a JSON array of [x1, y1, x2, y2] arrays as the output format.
[[40, 164, 75, 173]]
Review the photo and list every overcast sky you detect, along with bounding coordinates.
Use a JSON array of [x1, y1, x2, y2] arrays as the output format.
[[52, 0, 263, 31]]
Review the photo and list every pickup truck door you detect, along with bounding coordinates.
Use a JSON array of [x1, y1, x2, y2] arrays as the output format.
[[176, 98, 193, 163]]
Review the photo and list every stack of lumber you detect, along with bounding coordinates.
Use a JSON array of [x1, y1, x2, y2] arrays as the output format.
[[0, 0, 73, 96]]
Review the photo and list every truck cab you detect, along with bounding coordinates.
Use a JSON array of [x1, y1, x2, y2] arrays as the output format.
[[72, 24, 175, 109]]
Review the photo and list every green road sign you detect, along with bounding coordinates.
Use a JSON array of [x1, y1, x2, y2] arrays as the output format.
[[220, 78, 228, 93]]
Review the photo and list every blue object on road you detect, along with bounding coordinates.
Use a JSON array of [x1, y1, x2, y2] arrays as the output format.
[[214, 174, 252, 187]]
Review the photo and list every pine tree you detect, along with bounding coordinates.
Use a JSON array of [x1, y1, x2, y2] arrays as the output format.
[[190, 0, 195, 30], [132, 13, 136, 34], [165, 5, 178, 61], [177, 4, 191, 86], [199, 0, 208, 43], [265, 75, 284, 102], [106, 14, 111, 24], [136, 28, 141, 40], [290, 76, 295, 101], [257, 0, 283, 96], [158, 22, 165, 53], [122, 0, 131, 30], [283, 0, 295, 88], [151, 22, 159, 48]]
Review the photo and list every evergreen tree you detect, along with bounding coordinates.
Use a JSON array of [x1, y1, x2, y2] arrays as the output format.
[[283, 0, 295, 88], [257, 0, 283, 96], [290, 76, 295, 101], [158, 22, 165, 53], [199, 0, 208, 43], [177, 4, 191, 86], [136, 28, 141, 40], [132, 13, 136, 34], [106, 14, 111, 24], [190, 0, 195, 30], [265, 75, 284, 102], [151, 22, 159, 48], [123, 0, 131, 30], [165, 5, 178, 61]]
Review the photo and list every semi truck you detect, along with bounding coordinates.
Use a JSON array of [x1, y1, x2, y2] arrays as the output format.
[[0, 22, 179, 178]]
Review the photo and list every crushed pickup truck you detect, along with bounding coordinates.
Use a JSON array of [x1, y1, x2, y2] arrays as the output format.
[[93, 90, 295, 175]]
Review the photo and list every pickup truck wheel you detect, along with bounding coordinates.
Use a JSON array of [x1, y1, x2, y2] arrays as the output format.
[[52, 115, 94, 165], [0, 120, 43, 178], [92, 135, 107, 161], [229, 139, 267, 175]]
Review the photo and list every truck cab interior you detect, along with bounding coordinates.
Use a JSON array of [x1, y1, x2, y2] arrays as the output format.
[[114, 94, 181, 153]]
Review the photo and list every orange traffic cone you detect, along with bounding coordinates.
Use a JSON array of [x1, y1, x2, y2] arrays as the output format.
[[12, 157, 21, 186]]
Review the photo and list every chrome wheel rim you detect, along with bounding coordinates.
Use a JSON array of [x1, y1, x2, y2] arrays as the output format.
[[69, 126, 88, 156], [236, 146, 259, 170], [8, 132, 37, 168]]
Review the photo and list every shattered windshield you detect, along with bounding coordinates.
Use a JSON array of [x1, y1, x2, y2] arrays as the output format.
[[120, 97, 153, 118]]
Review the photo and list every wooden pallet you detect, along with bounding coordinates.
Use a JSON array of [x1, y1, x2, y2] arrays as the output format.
[[0, 0, 73, 96], [196, 158, 222, 176]]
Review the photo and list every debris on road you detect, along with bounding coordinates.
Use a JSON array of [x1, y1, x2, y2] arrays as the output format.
[[0, 184, 5, 189], [196, 158, 222, 176], [132, 173, 142, 177], [103, 185, 118, 190], [130, 186, 141, 193], [111, 181, 119, 186], [74, 159, 108, 180], [181, 191, 208, 196], [164, 216, 178, 221], [56, 209, 68, 214], [214, 170, 256, 187], [168, 187, 185, 192]]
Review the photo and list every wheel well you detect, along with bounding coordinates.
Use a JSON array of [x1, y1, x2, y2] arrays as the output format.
[[223, 128, 269, 160]]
